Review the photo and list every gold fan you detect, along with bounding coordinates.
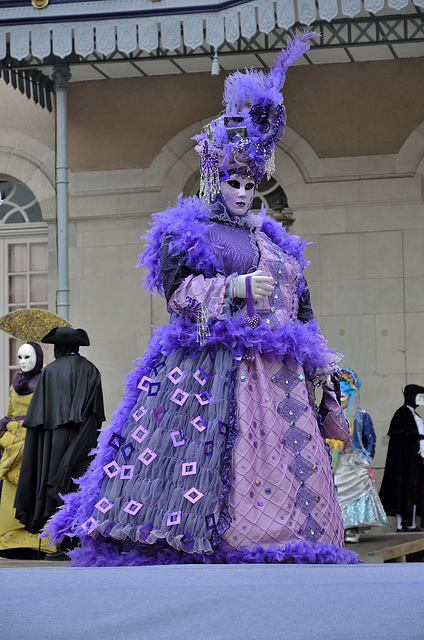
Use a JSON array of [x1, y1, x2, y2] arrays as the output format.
[[0, 308, 72, 343]]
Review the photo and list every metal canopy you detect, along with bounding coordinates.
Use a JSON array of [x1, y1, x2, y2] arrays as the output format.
[[0, 0, 422, 87]]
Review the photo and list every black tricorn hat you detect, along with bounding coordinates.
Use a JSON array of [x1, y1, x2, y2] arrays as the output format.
[[41, 326, 90, 346]]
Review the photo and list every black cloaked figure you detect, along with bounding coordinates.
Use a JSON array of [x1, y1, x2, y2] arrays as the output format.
[[379, 384, 424, 532], [14, 327, 105, 549]]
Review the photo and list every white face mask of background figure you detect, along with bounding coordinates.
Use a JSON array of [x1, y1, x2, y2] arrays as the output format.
[[340, 393, 349, 410], [17, 343, 37, 373], [218, 176, 256, 217], [416, 394, 424, 406]]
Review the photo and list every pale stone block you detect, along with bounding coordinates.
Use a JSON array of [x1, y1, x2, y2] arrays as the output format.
[[274, 147, 304, 188], [319, 280, 333, 317], [405, 313, 424, 375], [301, 236, 320, 282], [324, 154, 395, 179], [359, 175, 421, 203], [317, 314, 376, 374], [320, 231, 403, 280], [405, 277, 424, 313], [83, 244, 143, 278], [39, 196, 56, 222], [83, 226, 147, 248], [0, 152, 9, 173], [333, 278, 404, 315], [287, 180, 359, 208], [396, 129, 424, 174], [70, 193, 118, 218], [375, 313, 406, 375], [292, 208, 347, 236], [289, 136, 324, 181], [165, 161, 196, 193], [69, 247, 84, 281], [403, 229, 424, 277], [16, 134, 54, 170], [5, 154, 38, 184], [146, 146, 178, 188], [347, 204, 424, 233], [307, 280, 321, 318], [26, 168, 56, 201], [151, 292, 169, 327], [0, 128, 21, 149], [75, 169, 145, 192]]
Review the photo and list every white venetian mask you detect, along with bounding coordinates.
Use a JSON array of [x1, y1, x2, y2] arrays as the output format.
[[218, 176, 256, 217], [17, 343, 37, 373]]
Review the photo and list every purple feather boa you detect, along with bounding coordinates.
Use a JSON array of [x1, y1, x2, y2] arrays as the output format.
[[64, 536, 360, 567], [138, 195, 310, 296]]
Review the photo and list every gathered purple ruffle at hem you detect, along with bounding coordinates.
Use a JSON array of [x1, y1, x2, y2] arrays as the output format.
[[65, 536, 360, 567]]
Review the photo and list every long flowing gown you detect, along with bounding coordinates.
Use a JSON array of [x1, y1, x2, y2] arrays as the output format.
[[0, 385, 55, 554], [47, 198, 359, 565]]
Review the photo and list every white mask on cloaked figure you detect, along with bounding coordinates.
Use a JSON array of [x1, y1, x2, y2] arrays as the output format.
[[415, 394, 424, 407], [17, 343, 37, 373]]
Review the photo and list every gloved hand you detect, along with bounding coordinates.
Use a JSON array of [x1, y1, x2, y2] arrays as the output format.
[[231, 270, 274, 299]]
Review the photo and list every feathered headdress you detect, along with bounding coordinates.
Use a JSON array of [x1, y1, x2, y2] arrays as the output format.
[[194, 31, 317, 203]]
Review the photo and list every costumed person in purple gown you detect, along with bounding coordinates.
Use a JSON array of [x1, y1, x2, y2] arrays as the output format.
[[0, 343, 55, 557], [46, 32, 359, 566], [379, 384, 424, 532], [14, 327, 105, 559], [327, 368, 387, 544]]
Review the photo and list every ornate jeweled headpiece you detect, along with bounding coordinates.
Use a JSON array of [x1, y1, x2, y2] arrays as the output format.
[[194, 31, 317, 203]]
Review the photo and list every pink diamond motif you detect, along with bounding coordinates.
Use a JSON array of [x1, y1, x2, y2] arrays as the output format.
[[193, 368, 209, 386], [191, 416, 207, 432], [120, 465, 135, 480], [182, 461, 197, 476], [166, 367, 186, 385], [132, 405, 147, 421], [138, 447, 157, 466], [103, 461, 121, 478], [81, 517, 97, 533], [95, 497, 114, 514], [123, 500, 143, 515], [131, 424, 149, 444], [137, 376, 153, 391], [184, 487, 204, 504], [171, 430, 186, 447], [195, 391, 211, 406], [167, 511, 181, 526], [170, 388, 190, 406]]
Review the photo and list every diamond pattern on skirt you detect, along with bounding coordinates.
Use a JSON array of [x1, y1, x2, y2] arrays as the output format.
[[222, 354, 344, 549]]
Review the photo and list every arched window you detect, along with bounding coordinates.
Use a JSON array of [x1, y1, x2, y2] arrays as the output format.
[[0, 179, 48, 411]]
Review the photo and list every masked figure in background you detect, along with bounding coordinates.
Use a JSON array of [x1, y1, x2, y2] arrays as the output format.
[[14, 327, 105, 551], [0, 343, 54, 557], [327, 369, 387, 543], [379, 384, 424, 532], [47, 33, 358, 567]]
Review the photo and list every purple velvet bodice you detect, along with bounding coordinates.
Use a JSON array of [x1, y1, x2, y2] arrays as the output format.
[[206, 221, 257, 276]]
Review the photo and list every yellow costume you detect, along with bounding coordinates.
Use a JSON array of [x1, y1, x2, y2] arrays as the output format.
[[0, 386, 55, 554]]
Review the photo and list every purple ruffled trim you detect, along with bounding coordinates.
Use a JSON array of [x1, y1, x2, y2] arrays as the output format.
[[211, 363, 238, 546], [138, 196, 310, 296], [65, 536, 360, 567]]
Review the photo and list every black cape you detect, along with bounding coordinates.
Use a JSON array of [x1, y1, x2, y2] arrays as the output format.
[[14, 353, 105, 534], [379, 404, 424, 527]]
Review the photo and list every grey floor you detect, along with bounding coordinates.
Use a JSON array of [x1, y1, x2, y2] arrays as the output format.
[[1, 562, 423, 640]]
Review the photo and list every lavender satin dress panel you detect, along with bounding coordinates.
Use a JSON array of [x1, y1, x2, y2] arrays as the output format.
[[222, 355, 344, 549], [90, 346, 235, 554]]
